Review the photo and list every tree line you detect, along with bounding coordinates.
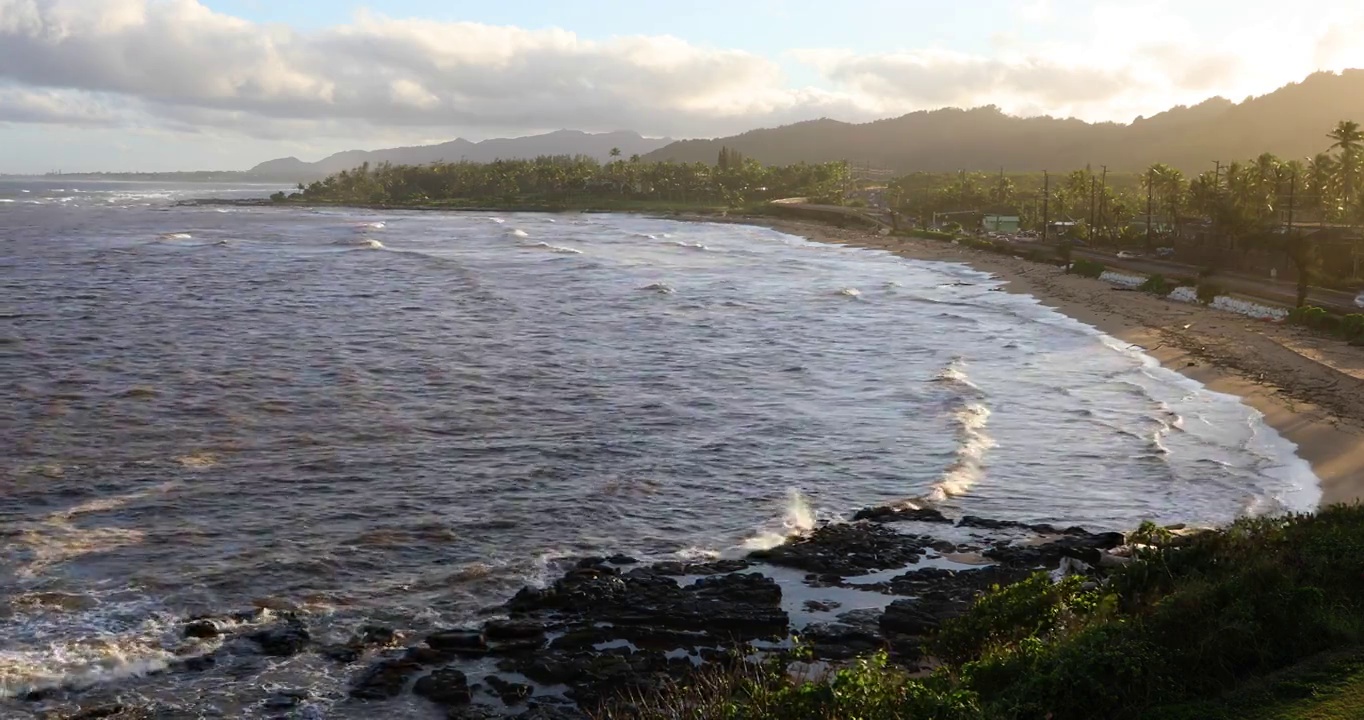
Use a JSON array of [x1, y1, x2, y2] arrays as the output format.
[[290, 147, 849, 208], [893, 121, 1360, 232], [887, 121, 1364, 284]]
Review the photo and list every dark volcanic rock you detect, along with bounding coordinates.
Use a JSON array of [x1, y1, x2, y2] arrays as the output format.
[[509, 569, 786, 637], [413, 668, 472, 707], [484, 618, 546, 641], [350, 657, 422, 700], [748, 522, 927, 575], [607, 554, 638, 565], [853, 505, 951, 523], [427, 629, 488, 653], [649, 558, 753, 576], [801, 621, 884, 660], [985, 531, 1125, 567], [317, 623, 401, 664], [486, 675, 533, 704], [182, 619, 219, 639], [880, 599, 942, 636], [248, 618, 310, 657], [262, 689, 309, 710]]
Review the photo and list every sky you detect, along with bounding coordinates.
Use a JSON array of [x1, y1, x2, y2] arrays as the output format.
[[2, 0, 1363, 173]]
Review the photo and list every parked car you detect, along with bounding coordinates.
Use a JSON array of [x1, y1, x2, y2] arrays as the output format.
[[1116, 251, 1137, 259], [1355, 291, 1364, 309], [1156, 247, 1175, 258]]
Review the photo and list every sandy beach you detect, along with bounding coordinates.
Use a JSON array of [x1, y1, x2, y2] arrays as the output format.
[[726, 216, 1364, 507]]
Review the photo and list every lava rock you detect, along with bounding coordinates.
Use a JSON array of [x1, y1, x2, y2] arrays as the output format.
[[650, 558, 753, 576], [484, 618, 546, 641], [880, 599, 941, 636], [852, 505, 951, 523], [486, 675, 534, 704], [607, 554, 638, 565], [248, 618, 310, 657], [318, 644, 362, 663], [263, 689, 309, 710], [350, 657, 422, 700], [748, 522, 928, 575], [182, 619, 220, 639], [427, 630, 488, 653], [413, 668, 472, 707]]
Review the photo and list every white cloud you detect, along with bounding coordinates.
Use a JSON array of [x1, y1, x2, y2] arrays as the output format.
[[0, 0, 1360, 158]]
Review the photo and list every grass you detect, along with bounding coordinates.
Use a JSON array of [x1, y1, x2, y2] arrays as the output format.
[[1149, 647, 1364, 720], [605, 507, 1364, 720]]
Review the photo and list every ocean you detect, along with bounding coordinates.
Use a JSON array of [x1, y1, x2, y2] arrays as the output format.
[[0, 180, 1319, 717]]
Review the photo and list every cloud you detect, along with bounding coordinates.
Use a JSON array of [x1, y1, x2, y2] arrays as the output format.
[[0, 0, 863, 139], [0, 0, 1360, 152]]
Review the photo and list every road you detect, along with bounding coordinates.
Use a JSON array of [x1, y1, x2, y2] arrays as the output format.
[[1072, 249, 1361, 315]]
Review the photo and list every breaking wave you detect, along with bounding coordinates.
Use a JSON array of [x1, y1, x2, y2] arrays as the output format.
[[510, 229, 530, 238], [926, 402, 997, 502], [742, 489, 818, 551], [837, 288, 862, 298], [641, 282, 675, 294], [533, 242, 581, 254]]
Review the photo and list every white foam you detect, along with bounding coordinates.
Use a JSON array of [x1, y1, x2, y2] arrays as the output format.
[[510, 229, 530, 238], [533, 242, 581, 254], [157, 232, 192, 240], [355, 222, 385, 231], [362, 239, 385, 250], [742, 489, 817, 551], [838, 287, 861, 298], [934, 357, 982, 394], [927, 402, 997, 501], [670, 240, 708, 250], [489, 217, 505, 224], [0, 199, 14, 203]]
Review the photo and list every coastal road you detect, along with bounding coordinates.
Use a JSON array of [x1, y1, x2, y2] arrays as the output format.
[[1072, 249, 1361, 315]]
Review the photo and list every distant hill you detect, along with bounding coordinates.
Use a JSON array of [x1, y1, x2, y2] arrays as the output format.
[[251, 130, 672, 181], [643, 71, 1364, 174]]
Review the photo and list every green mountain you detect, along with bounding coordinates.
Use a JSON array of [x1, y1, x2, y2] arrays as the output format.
[[643, 71, 1364, 173]]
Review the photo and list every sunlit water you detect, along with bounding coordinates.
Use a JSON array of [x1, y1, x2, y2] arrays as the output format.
[[0, 180, 1319, 715]]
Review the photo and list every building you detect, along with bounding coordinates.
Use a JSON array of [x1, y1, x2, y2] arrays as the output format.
[[982, 214, 1020, 233]]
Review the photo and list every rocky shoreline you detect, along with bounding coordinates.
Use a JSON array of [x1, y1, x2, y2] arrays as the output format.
[[28, 506, 1163, 720]]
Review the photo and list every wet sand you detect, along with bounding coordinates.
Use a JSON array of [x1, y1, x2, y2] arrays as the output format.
[[722, 216, 1364, 507]]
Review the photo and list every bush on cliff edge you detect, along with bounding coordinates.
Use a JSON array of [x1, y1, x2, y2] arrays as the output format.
[[603, 506, 1364, 720]]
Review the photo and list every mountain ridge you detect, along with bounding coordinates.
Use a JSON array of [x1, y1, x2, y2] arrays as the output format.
[[251, 130, 672, 180], [642, 70, 1364, 174]]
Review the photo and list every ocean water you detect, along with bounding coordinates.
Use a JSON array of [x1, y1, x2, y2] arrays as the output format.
[[0, 180, 1319, 716]]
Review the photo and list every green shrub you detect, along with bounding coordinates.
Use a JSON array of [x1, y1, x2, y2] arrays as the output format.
[[1139, 274, 1174, 295], [1196, 281, 1223, 303], [1344, 314, 1364, 341], [1071, 258, 1106, 278], [1289, 305, 1329, 328], [618, 507, 1364, 720]]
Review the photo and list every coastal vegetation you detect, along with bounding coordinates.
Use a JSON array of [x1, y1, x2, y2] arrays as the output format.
[[887, 120, 1364, 290], [285, 151, 851, 209], [604, 506, 1364, 720]]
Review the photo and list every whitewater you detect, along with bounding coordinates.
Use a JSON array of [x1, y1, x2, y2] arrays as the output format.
[[0, 180, 1319, 716]]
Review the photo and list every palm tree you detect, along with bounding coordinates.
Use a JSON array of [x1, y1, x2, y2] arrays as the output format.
[[1328, 120, 1363, 210], [609, 147, 622, 159]]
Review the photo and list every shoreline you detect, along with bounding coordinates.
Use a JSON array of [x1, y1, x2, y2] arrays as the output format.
[[704, 214, 1364, 507]]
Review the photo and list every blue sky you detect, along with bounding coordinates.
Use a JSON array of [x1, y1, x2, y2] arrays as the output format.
[[1, 0, 1361, 173]]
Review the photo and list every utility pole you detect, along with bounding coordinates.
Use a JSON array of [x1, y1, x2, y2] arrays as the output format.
[[1208, 160, 1223, 251], [1089, 175, 1097, 241], [1099, 165, 1108, 242], [1042, 171, 1050, 243], [1146, 167, 1155, 252]]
